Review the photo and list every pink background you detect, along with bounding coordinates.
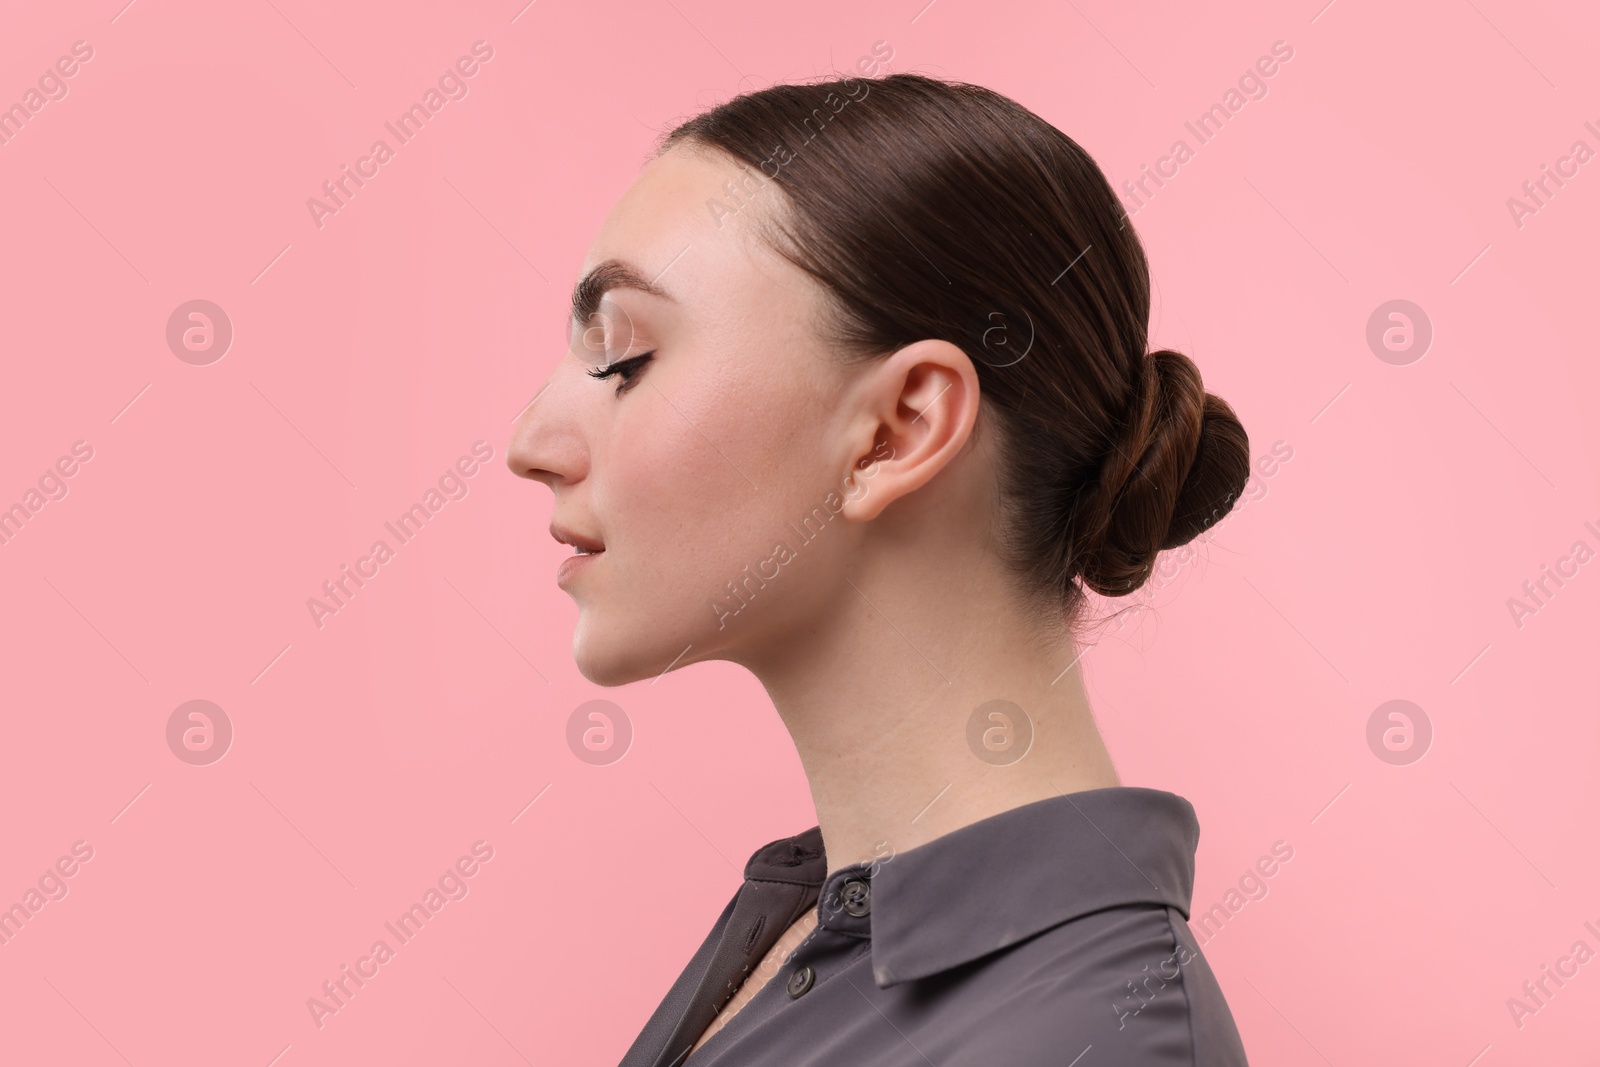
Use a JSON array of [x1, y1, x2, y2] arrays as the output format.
[[1, 0, 1596, 1063]]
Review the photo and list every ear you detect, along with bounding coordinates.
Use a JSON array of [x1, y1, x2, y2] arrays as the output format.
[[838, 339, 981, 522]]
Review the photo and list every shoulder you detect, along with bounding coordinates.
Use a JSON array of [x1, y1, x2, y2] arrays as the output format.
[[927, 904, 1249, 1067]]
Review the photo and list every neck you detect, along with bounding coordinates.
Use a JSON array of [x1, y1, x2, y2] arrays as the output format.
[[743, 559, 1121, 876]]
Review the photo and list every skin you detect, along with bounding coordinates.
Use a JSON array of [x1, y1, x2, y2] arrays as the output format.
[[507, 143, 1120, 1054]]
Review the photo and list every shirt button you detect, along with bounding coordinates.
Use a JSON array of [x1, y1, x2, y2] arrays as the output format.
[[786, 964, 815, 998], [841, 878, 871, 917]]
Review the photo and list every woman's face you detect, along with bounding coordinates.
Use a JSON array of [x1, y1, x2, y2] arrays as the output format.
[[507, 144, 874, 685]]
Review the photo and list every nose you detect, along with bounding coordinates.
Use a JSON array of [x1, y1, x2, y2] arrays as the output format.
[[506, 355, 591, 492]]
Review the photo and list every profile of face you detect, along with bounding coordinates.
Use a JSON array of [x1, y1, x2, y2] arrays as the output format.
[[507, 145, 975, 686]]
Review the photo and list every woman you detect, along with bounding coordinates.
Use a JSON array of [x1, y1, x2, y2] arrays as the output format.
[[509, 72, 1252, 1065]]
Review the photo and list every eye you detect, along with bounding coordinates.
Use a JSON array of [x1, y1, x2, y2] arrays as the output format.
[[586, 350, 655, 396]]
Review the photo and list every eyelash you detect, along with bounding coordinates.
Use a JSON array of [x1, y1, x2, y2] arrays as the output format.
[[586, 351, 655, 395]]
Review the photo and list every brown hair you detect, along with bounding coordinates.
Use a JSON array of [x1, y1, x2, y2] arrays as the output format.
[[661, 72, 1250, 631]]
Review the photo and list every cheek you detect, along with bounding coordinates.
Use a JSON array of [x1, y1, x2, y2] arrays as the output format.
[[604, 374, 829, 606], [608, 388, 766, 573]]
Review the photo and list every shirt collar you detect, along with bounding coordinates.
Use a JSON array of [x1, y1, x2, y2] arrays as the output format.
[[742, 786, 1199, 989]]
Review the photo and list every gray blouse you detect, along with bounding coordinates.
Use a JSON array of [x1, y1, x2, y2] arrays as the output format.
[[619, 786, 1249, 1066]]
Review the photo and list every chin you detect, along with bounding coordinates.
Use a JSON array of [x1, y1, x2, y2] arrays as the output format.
[[571, 635, 632, 687], [571, 619, 676, 687]]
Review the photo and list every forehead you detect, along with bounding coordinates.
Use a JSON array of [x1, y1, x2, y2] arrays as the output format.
[[598, 143, 752, 250], [580, 144, 795, 315]]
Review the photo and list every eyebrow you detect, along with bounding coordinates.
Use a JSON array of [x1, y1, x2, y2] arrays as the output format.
[[569, 259, 676, 324]]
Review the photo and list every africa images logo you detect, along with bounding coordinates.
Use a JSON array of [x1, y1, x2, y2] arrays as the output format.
[[306, 441, 495, 630], [306, 41, 496, 229], [306, 841, 495, 1029]]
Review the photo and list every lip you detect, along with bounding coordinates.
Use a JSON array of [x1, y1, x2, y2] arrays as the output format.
[[550, 521, 605, 553], [556, 549, 603, 587]]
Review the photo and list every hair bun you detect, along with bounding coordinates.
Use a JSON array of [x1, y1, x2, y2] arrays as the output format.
[[1076, 350, 1251, 597]]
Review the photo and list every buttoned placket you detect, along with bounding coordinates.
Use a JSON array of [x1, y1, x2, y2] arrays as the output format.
[[686, 863, 878, 1065], [786, 863, 875, 999]]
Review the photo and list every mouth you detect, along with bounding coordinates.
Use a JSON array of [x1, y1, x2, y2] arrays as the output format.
[[556, 546, 603, 586], [550, 522, 605, 554], [551, 522, 605, 587]]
